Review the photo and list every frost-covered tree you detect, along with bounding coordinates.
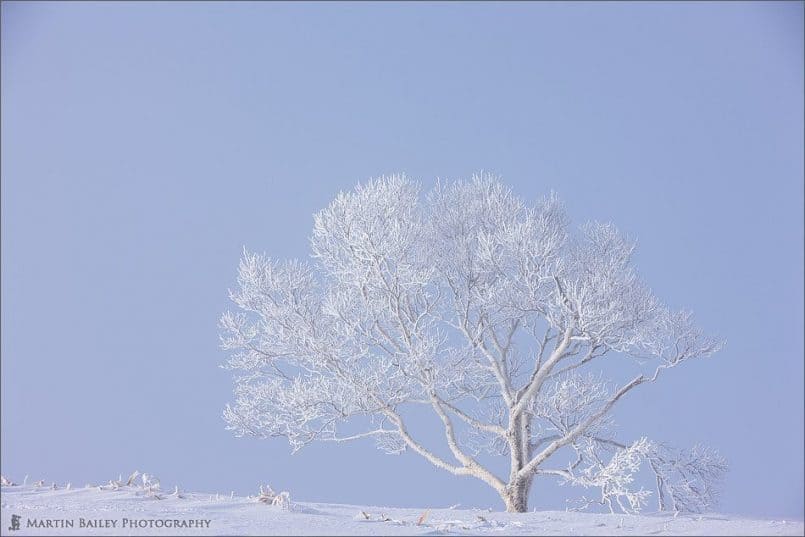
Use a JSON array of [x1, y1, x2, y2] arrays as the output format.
[[220, 174, 726, 513]]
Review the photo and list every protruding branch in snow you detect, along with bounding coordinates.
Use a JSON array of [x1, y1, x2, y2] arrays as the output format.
[[256, 484, 292, 510]]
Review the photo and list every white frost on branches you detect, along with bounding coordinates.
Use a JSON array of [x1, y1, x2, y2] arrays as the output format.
[[562, 438, 654, 514], [647, 443, 728, 513], [220, 174, 725, 513]]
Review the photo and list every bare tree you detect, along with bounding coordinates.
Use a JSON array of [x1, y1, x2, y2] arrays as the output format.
[[220, 174, 726, 513]]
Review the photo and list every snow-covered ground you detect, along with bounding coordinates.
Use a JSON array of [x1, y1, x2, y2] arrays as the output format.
[[1, 482, 802, 536]]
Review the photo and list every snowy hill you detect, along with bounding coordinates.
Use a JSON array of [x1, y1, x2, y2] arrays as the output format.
[[1, 482, 802, 536]]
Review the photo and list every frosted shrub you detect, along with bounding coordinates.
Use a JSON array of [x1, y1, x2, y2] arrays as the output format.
[[256, 484, 292, 510]]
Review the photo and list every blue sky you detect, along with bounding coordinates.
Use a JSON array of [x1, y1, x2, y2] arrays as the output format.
[[2, 1, 802, 518]]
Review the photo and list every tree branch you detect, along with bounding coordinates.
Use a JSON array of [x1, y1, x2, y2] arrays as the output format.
[[430, 395, 507, 492], [512, 325, 574, 418], [518, 374, 646, 480], [437, 398, 507, 436], [382, 405, 506, 493]]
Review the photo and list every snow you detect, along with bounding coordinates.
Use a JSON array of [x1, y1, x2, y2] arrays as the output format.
[[2, 484, 801, 536]]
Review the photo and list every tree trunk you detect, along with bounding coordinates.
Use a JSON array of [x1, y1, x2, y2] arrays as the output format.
[[501, 413, 533, 512], [502, 480, 530, 513]]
